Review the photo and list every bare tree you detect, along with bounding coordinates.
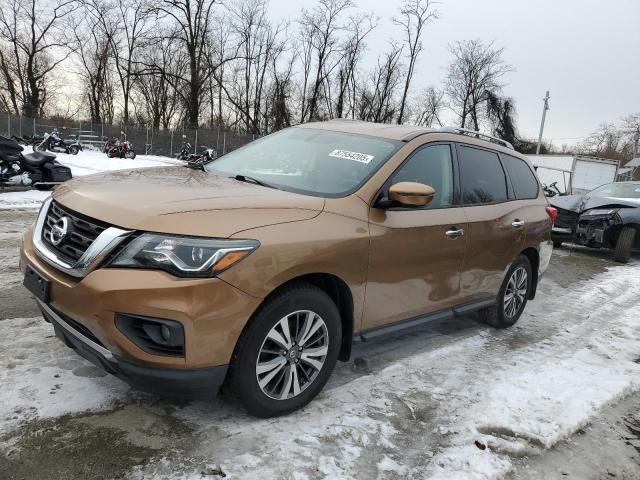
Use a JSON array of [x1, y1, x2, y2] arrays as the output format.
[[220, 0, 286, 134], [267, 52, 295, 132], [393, 0, 439, 124], [578, 123, 633, 161], [334, 12, 377, 119], [72, 2, 118, 123], [134, 35, 186, 128], [445, 39, 512, 130], [153, 0, 218, 128], [412, 86, 444, 127], [0, 0, 77, 116], [298, 0, 353, 121], [109, 0, 153, 124], [358, 43, 403, 123]]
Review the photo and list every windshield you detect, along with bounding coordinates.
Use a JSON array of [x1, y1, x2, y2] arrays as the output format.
[[206, 128, 401, 196], [588, 183, 640, 199]]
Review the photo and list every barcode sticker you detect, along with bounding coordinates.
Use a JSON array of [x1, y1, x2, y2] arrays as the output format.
[[328, 149, 375, 164]]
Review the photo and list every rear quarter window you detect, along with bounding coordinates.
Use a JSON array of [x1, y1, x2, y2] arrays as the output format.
[[458, 145, 508, 205], [502, 154, 539, 200]]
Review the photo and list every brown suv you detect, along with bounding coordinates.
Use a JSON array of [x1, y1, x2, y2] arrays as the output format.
[[20, 120, 554, 417]]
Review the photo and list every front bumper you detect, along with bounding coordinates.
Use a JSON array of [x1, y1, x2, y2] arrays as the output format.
[[551, 226, 573, 243], [38, 299, 227, 398], [20, 225, 262, 376]]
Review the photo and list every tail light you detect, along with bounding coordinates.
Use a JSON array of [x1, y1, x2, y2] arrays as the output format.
[[545, 206, 558, 224]]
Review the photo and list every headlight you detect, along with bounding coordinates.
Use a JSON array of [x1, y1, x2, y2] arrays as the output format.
[[584, 208, 618, 216], [108, 233, 259, 278]]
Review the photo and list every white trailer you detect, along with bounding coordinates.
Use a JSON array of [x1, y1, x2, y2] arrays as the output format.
[[526, 154, 619, 195]]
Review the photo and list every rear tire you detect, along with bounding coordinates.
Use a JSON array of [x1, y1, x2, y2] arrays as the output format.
[[225, 283, 341, 418], [613, 227, 636, 263], [479, 255, 532, 329]]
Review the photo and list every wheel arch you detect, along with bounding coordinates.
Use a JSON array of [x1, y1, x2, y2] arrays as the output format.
[[246, 272, 355, 362], [520, 247, 540, 300]]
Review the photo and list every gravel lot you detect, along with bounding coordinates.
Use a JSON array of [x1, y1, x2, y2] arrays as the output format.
[[1, 206, 639, 480]]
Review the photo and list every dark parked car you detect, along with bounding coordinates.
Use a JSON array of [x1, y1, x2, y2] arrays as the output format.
[[550, 181, 640, 262]]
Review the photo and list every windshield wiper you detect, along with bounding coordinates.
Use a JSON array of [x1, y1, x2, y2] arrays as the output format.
[[232, 174, 280, 190]]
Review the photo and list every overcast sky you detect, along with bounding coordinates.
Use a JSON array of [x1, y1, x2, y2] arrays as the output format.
[[268, 0, 640, 147]]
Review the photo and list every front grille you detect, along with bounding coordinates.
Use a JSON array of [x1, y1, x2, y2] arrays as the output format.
[[42, 201, 109, 263]]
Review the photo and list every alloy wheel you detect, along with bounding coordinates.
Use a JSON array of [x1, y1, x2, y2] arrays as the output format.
[[256, 310, 329, 400], [503, 266, 528, 318]]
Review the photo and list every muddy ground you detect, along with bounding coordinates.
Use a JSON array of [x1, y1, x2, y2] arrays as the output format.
[[0, 208, 639, 479]]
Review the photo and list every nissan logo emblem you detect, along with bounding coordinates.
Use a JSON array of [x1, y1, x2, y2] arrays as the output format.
[[49, 216, 71, 246]]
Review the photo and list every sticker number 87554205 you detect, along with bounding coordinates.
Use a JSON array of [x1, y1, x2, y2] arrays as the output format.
[[328, 149, 375, 164]]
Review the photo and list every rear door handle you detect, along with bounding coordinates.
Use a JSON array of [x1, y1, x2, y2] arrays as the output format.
[[445, 227, 464, 238], [511, 219, 525, 228]]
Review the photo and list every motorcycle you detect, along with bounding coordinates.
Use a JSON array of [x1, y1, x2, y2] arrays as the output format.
[[177, 141, 192, 161], [103, 136, 119, 153], [185, 146, 217, 169], [37, 129, 82, 155], [0, 135, 73, 190], [542, 181, 566, 198], [106, 139, 136, 159]]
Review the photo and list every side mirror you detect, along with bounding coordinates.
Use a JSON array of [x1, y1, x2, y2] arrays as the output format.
[[387, 182, 436, 207]]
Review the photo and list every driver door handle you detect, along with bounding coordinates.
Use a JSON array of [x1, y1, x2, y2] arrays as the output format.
[[511, 219, 525, 228], [445, 227, 464, 238]]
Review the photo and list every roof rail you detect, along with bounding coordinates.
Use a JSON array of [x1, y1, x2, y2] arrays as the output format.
[[437, 127, 515, 150]]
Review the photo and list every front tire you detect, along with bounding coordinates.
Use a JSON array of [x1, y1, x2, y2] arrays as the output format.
[[68, 145, 79, 155], [125, 150, 136, 159], [225, 283, 341, 418], [613, 227, 636, 263], [479, 255, 532, 328]]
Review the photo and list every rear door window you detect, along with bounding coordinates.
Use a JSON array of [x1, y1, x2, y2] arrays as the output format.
[[391, 144, 454, 209], [502, 154, 539, 199], [458, 146, 508, 205]]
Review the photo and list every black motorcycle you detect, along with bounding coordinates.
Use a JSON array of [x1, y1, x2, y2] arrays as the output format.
[[0, 136, 73, 190], [185, 146, 217, 169], [37, 129, 82, 155], [177, 141, 192, 161], [542, 181, 566, 197]]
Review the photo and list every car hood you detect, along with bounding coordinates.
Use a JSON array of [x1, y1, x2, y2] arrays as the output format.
[[52, 167, 325, 237], [549, 194, 640, 213]]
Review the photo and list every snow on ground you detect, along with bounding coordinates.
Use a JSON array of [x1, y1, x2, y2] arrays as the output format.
[[0, 316, 131, 432], [1, 252, 639, 479], [0, 149, 181, 209]]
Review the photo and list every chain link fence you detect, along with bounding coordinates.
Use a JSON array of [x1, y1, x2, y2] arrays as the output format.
[[0, 111, 256, 158]]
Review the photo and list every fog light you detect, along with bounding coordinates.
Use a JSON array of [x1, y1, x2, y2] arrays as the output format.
[[115, 313, 185, 357], [161, 324, 171, 342]]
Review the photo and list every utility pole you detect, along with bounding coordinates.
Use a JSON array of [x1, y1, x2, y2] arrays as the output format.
[[536, 91, 550, 155]]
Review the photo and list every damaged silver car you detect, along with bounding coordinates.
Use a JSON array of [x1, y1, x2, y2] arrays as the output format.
[[550, 181, 640, 263]]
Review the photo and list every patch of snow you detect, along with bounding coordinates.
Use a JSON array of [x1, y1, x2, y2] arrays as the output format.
[[0, 190, 50, 210], [0, 149, 181, 210], [0, 316, 131, 432], [378, 455, 406, 474]]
